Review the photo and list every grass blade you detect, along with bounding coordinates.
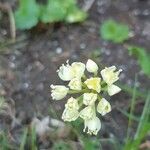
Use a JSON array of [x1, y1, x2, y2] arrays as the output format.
[[126, 77, 137, 141], [134, 93, 150, 139], [19, 127, 28, 150]]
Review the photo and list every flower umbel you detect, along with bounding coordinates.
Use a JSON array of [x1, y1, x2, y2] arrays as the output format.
[[51, 59, 122, 135]]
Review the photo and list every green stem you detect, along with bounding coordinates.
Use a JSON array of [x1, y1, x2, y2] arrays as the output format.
[[126, 76, 137, 143], [68, 89, 89, 94], [94, 71, 98, 77], [82, 74, 87, 80], [77, 95, 83, 107], [97, 95, 102, 101]]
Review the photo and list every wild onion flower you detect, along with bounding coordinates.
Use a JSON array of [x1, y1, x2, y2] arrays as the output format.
[[51, 59, 122, 135]]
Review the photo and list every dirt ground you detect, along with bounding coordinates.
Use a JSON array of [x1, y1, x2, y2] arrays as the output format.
[[0, 0, 150, 149]]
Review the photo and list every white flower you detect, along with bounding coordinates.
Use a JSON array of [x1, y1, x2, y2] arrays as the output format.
[[51, 85, 69, 100], [68, 78, 82, 90], [62, 97, 79, 122], [101, 66, 122, 85], [84, 77, 101, 93], [71, 62, 85, 78], [57, 61, 85, 81], [86, 59, 98, 73], [97, 98, 111, 116], [65, 97, 79, 110], [83, 117, 101, 135], [57, 60, 74, 81], [80, 106, 95, 120], [83, 93, 97, 105], [62, 108, 79, 122], [107, 84, 121, 96]]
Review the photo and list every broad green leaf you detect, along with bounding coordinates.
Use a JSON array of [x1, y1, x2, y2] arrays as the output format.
[[15, 0, 86, 30], [15, 0, 40, 29], [100, 19, 129, 43], [40, 0, 66, 23], [40, 0, 86, 23], [127, 45, 150, 77]]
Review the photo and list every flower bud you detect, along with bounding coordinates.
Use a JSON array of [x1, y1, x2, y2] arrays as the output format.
[[107, 84, 121, 96], [97, 98, 111, 116], [83, 93, 97, 105], [51, 85, 69, 100], [101, 66, 122, 85], [80, 106, 95, 120], [65, 97, 79, 110], [62, 97, 79, 122], [57, 61, 74, 81], [71, 62, 85, 78], [68, 78, 82, 90], [84, 77, 101, 93], [62, 108, 79, 122], [83, 117, 101, 135], [86, 59, 98, 73]]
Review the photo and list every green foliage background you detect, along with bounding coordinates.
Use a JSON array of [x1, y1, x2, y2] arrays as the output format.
[[15, 0, 87, 30]]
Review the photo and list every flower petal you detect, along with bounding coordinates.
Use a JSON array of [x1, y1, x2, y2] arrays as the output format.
[[101, 66, 122, 85], [108, 84, 121, 96], [97, 98, 111, 116], [51, 85, 69, 100], [84, 117, 101, 135], [68, 78, 82, 90], [86, 59, 98, 73], [84, 77, 101, 93]]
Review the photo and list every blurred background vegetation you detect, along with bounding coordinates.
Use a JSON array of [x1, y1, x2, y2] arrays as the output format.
[[0, 0, 150, 149]]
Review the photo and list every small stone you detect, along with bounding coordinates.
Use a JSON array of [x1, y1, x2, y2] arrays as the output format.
[[9, 62, 16, 69], [143, 9, 150, 16], [23, 83, 29, 89], [56, 47, 62, 54], [80, 43, 86, 49]]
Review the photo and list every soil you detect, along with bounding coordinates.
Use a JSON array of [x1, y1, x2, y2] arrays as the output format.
[[0, 0, 150, 149]]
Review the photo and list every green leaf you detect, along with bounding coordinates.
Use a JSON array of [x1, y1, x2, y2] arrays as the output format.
[[127, 45, 150, 77], [65, 0, 87, 23], [40, 0, 66, 23], [19, 128, 28, 150], [66, 8, 87, 23], [15, 0, 40, 29], [15, 0, 86, 30], [100, 19, 129, 43], [40, 0, 86, 23]]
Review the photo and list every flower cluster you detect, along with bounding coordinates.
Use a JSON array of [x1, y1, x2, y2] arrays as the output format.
[[51, 59, 122, 135]]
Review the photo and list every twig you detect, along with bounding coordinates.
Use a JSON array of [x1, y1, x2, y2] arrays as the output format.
[[82, 0, 95, 12], [0, 2, 16, 40]]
